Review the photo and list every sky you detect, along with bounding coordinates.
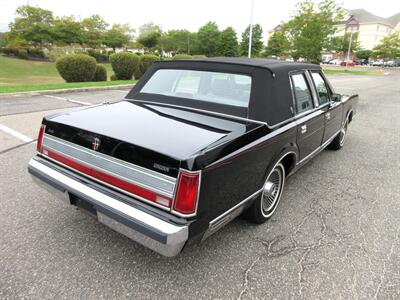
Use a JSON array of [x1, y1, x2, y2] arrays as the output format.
[[1, 0, 399, 41]]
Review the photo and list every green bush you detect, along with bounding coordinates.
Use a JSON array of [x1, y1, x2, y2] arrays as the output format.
[[27, 48, 46, 59], [138, 54, 159, 78], [87, 49, 109, 63], [1, 47, 19, 56], [172, 54, 193, 60], [110, 74, 117, 81], [17, 49, 28, 59], [109, 52, 139, 80], [56, 54, 97, 82], [93, 64, 107, 81]]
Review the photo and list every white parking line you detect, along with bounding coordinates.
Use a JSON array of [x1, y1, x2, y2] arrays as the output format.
[[43, 95, 91, 106], [0, 124, 34, 143]]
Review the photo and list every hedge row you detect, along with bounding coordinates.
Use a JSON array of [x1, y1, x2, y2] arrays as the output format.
[[0, 47, 46, 59]]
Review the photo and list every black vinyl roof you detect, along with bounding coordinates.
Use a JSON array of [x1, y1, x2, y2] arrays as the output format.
[[128, 57, 323, 127], [176, 57, 321, 73]]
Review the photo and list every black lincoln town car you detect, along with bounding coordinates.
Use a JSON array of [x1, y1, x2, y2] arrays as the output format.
[[28, 58, 358, 256]]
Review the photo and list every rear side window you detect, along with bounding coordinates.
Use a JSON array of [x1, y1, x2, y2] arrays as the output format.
[[291, 73, 314, 114], [311, 72, 330, 105]]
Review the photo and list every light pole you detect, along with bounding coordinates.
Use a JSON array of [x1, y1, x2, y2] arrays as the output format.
[[346, 25, 357, 68], [248, 0, 254, 58]]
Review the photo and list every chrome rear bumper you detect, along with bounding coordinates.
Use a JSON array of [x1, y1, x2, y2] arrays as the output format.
[[28, 157, 188, 257]]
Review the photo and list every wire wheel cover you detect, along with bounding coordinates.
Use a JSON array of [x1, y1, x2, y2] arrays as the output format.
[[262, 167, 283, 213], [340, 120, 348, 146]]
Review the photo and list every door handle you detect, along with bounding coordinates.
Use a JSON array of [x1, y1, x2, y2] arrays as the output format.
[[325, 112, 331, 120], [301, 124, 307, 134]]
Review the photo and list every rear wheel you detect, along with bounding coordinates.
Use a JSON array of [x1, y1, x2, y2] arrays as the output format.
[[328, 118, 349, 150], [245, 163, 285, 224]]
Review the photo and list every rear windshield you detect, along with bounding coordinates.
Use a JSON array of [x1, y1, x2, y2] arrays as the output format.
[[140, 69, 252, 108]]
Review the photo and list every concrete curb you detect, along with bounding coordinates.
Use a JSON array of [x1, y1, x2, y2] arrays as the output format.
[[0, 84, 134, 98]]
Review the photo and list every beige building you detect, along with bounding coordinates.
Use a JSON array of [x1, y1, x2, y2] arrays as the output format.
[[336, 9, 400, 50], [268, 9, 400, 51]]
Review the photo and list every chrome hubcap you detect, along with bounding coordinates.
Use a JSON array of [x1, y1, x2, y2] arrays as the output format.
[[340, 121, 348, 146], [262, 168, 283, 213]]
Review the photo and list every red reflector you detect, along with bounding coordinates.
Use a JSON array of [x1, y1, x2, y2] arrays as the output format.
[[173, 170, 200, 215], [36, 125, 45, 153]]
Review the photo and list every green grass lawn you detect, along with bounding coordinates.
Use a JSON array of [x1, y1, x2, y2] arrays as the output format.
[[0, 55, 134, 94], [323, 68, 384, 76]]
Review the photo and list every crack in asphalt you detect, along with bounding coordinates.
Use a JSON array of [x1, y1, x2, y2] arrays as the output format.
[[373, 226, 400, 299]]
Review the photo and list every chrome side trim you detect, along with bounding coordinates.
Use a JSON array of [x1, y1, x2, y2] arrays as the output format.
[[42, 134, 176, 197], [202, 188, 263, 241], [28, 158, 188, 257], [297, 129, 340, 165], [203, 151, 297, 240]]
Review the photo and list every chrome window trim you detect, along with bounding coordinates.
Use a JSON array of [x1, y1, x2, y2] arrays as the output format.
[[308, 70, 332, 105], [42, 134, 176, 197], [289, 71, 315, 115], [124, 98, 268, 125], [304, 70, 320, 108]]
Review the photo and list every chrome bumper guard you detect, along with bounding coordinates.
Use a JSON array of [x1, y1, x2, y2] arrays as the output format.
[[28, 158, 188, 257]]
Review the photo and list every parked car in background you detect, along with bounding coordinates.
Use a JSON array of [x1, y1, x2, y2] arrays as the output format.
[[356, 59, 369, 65], [340, 61, 355, 67], [372, 60, 384, 67], [329, 59, 343, 65], [28, 58, 358, 256], [384, 61, 396, 67]]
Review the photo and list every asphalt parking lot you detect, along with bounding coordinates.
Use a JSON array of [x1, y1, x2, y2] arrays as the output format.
[[1, 73, 399, 299]]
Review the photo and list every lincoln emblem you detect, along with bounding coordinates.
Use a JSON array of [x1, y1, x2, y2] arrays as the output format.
[[92, 137, 101, 151]]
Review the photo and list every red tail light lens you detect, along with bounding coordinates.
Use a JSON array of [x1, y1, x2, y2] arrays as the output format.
[[173, 170, 200, 215], [36, 125, 45, 153]]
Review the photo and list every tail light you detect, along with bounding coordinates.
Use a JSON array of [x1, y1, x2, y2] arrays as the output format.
[[172, 170, 200, 216], [36, 124, 45, 153]]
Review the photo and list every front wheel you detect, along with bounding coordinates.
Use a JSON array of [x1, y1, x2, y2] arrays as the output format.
[[245, 163, 286, 224]]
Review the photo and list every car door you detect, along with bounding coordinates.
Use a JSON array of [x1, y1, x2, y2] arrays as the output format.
[[309, 71, 343, 144], [290, 72, 325, 162]]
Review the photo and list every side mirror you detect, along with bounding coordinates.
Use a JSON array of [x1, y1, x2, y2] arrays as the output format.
[[331, 93, 342, 102]]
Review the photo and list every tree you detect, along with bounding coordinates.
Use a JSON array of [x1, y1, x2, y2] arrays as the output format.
[[328, 32, 360, 55], [103, 24, 132, 51], [52, 16, 84, 45], [355, 49, 373, 60], [240, 24, 263, 56], [137, 22, 161, 50], [82, 15, 108, 48], [0, 33, 8, 48], [9, 5, 54, 47], [284, 0, 344, 63], [197, 21, 220, 57], [217, 27, 238, 57], [372, 33, 400, 60], [158, 29, 192, 54], [265, 31, 291, 57]]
